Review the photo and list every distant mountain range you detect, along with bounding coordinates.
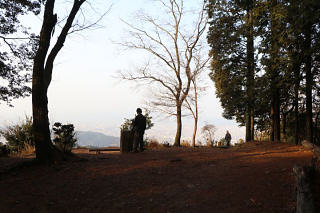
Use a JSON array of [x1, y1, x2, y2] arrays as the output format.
[[76, 131, 120, 147]]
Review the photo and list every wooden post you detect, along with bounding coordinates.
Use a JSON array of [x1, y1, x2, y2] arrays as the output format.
[[293, 140, 320, 213], [120, 130, 133, 153], [293, 165, 315, 213]]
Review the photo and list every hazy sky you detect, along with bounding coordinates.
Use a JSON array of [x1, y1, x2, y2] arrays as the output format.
[[0, 0, 245, 144]]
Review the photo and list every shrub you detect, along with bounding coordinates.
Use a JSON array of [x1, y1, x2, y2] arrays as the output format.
[[205, 139, 214, 147], [19, 142, 35, 156], [238, 138, 245, 144], [120, 110, 154, 131], [0, 116, 34, 152], [146, 138, 161, 149], [162, 141, 170, 147], [0, 143, 10, 157], [52, 122, 77, 154], [120, 118, 134, 131], [196, 141, 203, 147], [217, 138, 226, 147], [286, 136, 296, 144], [181, 140, 191, 147]]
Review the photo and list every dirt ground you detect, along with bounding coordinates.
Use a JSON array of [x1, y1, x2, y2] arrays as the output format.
[[0, 142, 319, 213]]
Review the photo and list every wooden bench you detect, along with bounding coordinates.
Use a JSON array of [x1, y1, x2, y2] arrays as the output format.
[[88, 147, 120, 154]]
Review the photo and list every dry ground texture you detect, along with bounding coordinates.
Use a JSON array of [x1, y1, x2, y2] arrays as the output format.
[[0, 142, 319, 213]]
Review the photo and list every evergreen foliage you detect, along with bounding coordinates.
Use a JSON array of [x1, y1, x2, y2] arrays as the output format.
[[0, 0, 41, 105], [120, 110, 154, 131], [207, 0, 320, 144], [207, 0, 256, 141], [52, 122, 77, 154]]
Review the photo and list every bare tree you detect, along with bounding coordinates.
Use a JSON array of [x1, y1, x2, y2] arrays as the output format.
[[32, 0, 110, 163], [184, 54, 209, 147], [201, 124, 216, 146], [119, 0, 208, 146], [184, 79, 199, 147]]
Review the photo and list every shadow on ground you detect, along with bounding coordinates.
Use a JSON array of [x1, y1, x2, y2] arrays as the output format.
[[0, 142, 316, 213]]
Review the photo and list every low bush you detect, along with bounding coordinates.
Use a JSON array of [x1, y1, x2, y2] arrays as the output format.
[[121, 110, 154, 131], [217, 138, 226, 147], [0, 143, 10, 157], [205, 139, 214, 147], [286, 136, 296, 144], [238, 139, 245, 144], [181, 140, 191, 147], [0, 116, 34, 153], [146, 138, 161, 149], [19, 142, 35, 156], [162, 141, 170, 147], [52, 122, 77, 154], [196, 141, 203, 147]]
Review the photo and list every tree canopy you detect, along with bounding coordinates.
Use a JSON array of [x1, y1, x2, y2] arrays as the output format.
[[207, 0, 320, 144], [0, 0, 40, 105]]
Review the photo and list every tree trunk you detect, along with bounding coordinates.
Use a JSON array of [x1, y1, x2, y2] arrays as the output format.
[[304, 23, 313, 144], [270, 0, 281, 142], [294, 60, 300, 145], [270, 101, 275, 141], [192, 117, 197, 147], [274, 88, 281, 141], [192, 91, 198, 147], [270, 87, 281, 142], [174, 104, 182, 146], [32, 74, 56, 163], [245, 112, 251, 142], [192, 79, 199, 147], [32, 0, 86, 163], [282, 112, 286, 135], [315, 112, 320, 145], [282, 112, 287, 141], [251, 111, 254, 141], [245, 7, 255, 143], [32, 0, 58, 163]]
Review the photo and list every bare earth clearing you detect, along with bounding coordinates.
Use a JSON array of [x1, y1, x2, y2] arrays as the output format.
[[0, 142, 319, 213]]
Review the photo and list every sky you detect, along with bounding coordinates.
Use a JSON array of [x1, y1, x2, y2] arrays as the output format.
[[0, 0, 245, 144]]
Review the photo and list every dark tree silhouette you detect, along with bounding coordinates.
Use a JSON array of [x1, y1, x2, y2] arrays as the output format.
[[207, 0, 256, 142], [207, 0, 320, 144], [0, 0, 40, 105], [32, 0, 111, 163]]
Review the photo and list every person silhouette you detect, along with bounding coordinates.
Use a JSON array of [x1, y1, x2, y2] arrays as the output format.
[[132, 108, 146, 152], [225, 130, 231, 147]]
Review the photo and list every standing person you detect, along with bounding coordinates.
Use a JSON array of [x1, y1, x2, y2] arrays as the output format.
[[225, 130, 231, 147], [132, 108, 146, 152]]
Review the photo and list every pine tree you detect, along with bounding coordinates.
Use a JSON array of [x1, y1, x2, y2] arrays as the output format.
[[207, 0, 257, 141], [208, 0, 320, 144], [284, 0, 320, 144]]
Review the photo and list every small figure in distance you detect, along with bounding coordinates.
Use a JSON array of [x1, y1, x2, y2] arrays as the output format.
[[225, 130, 231, 148], [132, 108, 146, 153]]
